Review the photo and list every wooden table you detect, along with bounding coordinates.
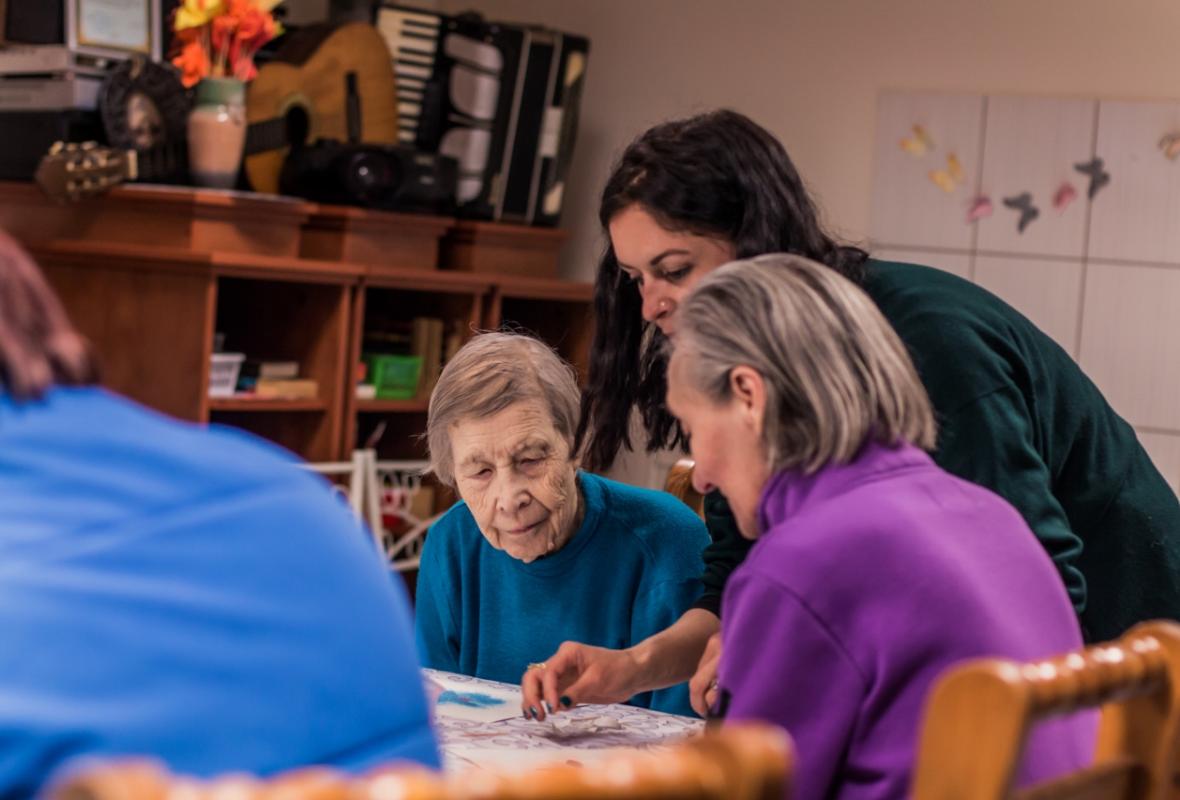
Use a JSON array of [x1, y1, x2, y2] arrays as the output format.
[[426, 669, 704, 774]]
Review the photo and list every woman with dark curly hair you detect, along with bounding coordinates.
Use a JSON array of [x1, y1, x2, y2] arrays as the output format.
[[521, 108, 1180, 720]]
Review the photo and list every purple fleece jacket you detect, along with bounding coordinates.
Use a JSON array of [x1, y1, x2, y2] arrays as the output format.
[[719, 440, 1095, 799]]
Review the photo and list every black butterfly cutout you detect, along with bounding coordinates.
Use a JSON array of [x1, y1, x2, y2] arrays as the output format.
[[1002, 192, 1040, 234], [1074, 157, 1111, 199]]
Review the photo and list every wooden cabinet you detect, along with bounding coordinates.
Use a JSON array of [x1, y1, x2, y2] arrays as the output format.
[[0, 183, 593, 463]]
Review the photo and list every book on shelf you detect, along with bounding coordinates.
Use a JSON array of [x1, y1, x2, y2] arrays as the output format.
[[240, 360, 300, 381], [442, 321, 464, 366], [252, 378, 319, 400], [410, 316, 445, 401]]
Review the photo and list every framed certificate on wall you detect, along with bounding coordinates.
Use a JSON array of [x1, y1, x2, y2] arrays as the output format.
[[66, 0, 161, 60]]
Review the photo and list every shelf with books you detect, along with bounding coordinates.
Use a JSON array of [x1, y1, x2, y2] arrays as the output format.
[[208, 398, 328, 412], [208, 275, 350, 461], [9, 186, 594, 465], [345, 279, 486, 454]]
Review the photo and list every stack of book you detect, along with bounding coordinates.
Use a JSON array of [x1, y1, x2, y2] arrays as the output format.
[[0, 45, 111, 110], [237, 360, 319, 400]]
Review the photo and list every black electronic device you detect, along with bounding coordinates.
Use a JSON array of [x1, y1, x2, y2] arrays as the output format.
[[279, 139, 458, 214]]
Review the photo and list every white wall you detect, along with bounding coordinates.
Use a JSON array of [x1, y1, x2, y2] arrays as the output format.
[[436, 0, 1180, 282]]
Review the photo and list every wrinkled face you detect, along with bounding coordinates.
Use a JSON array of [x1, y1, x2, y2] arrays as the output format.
[[665, 350, 771, 540], [450, 400, 581, 562], [608, 204, 737, 337]]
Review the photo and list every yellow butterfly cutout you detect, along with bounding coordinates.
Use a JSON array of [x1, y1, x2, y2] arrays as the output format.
[[899, 124, 934, 157], [929, 153, 965, 193], [1160, 132, 1180, 161]]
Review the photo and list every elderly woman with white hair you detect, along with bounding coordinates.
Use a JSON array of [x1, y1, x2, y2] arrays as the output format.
[[414, 331, 708, 717], [661, 254, 1096, 797]]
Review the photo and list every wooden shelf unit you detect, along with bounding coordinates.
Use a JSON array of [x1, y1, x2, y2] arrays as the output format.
[[0, 183, 593, 463]]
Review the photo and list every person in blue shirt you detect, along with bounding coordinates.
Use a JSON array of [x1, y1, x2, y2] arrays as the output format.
[[415, 332, 708, 717], [0, 231, 438, 799]]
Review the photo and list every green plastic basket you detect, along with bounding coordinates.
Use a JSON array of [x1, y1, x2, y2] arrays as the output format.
[[364, 354, 423, 400]]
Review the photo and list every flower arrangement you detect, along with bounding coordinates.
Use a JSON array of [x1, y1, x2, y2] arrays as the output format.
[[171, 0, 284, 88]]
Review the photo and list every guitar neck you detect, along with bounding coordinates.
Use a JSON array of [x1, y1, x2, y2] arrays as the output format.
[[245, 117, 293, 157]]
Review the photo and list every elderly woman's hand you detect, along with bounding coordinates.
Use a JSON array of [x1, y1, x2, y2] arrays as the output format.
[[520, 642, 644, 721]]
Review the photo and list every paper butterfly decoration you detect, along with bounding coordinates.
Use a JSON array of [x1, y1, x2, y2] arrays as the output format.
[[1052, 182, 1077, 213], [1002, 192, 1040, 234], [966, 194, 993, 223], [929, 153, 965, 193], [899, 124, 935, 157], [1073, 157, 1111, 199], [1160, 132, 1180, 161]]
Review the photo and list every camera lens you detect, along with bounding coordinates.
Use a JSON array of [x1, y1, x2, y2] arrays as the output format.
[[345, 151, 398, 204]]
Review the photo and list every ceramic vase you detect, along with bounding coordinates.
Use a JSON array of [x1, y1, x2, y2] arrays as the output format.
[[187, 77, 246, 190]]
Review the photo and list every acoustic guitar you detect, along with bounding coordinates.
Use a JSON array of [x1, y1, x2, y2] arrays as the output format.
[[244, 22, 400, 194]]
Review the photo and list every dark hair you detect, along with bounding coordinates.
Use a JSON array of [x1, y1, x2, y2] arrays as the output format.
[[0, 230, 98, 399], [575, 109, 869, 472]]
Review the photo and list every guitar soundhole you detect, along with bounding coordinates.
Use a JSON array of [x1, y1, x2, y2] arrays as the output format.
[[285, 106, 311, 149]]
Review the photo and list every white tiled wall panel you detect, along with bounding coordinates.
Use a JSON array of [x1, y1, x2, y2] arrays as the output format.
[[974, 96, 1096, 258], [870, 92, 985, 251], [1079, 263, 1180, 430], [973, 255, 1083, 357], [1088, 100, 1180, 265]]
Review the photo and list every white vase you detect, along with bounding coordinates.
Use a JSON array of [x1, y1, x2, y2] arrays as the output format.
[[187, 77, 246, 190]]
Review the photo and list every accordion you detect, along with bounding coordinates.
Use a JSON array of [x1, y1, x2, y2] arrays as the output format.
[[376, 5, 588, 227]]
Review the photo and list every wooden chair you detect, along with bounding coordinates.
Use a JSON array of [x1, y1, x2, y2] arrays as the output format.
[[48, 722, 792, 800], [912, 619, 1180, 800], [664, 458, 705, 520]]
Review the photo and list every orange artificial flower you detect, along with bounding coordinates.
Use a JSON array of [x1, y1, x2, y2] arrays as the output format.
[[168, 0, 281, 86], [172, 37, 210, 87]]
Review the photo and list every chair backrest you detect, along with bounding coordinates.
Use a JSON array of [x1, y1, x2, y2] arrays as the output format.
[[364, 451, 438, 572], [48, 722, 793, 800], [912, 619, 1180, 800], [303, 451, 367, 518], [304, 450, 383, 553], [664, 458, 705, 520]]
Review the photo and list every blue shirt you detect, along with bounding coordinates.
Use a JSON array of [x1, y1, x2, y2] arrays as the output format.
[[0, 387, 438, 799], [415, 471, 708, 717]]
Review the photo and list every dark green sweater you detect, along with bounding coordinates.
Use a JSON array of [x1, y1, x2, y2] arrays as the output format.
[[696, 260, 1180, 642]]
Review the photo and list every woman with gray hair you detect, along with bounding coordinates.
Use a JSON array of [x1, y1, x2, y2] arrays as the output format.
[[414, 331, 709, 717], [663, 254, 1094, 797]]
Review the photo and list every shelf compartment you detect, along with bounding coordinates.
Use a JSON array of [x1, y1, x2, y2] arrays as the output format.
[[209, 397, 327, 412]]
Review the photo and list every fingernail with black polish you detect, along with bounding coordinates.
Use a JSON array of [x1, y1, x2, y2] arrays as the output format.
[[560, 696, 572, 708], [543, 700, 553, 714], [530, 706, 540, 719]]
